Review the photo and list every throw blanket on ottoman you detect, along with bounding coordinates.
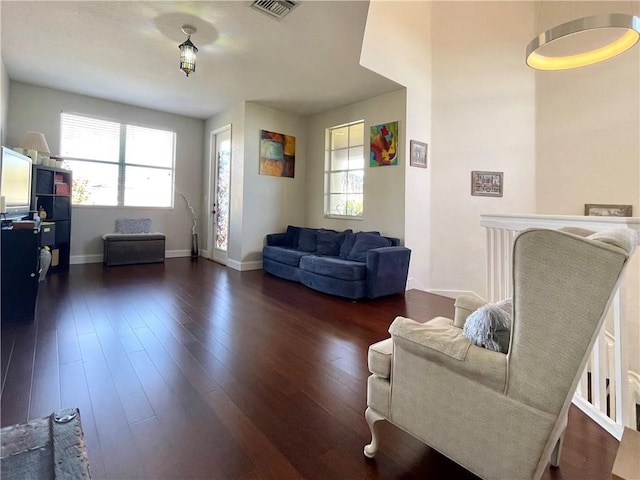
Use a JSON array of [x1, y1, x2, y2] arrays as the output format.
[[0, 408, 91, 479]]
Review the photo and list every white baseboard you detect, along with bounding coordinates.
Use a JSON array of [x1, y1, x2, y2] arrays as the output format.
[[70, 254, 102, 264], [406, 277, 426, 291], [226, 259, 263, 271], [71, 249, 192, 265], [165, 249, 191, 258], [427, 289, 479, 300]]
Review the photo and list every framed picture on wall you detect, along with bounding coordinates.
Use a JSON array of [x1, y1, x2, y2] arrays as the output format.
[[584, 204, 632, 217], [409, 140, 428, 168], [471, 171, 503, 197]]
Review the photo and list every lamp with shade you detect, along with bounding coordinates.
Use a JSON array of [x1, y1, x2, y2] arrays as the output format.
[[19, 131, 51, 165]]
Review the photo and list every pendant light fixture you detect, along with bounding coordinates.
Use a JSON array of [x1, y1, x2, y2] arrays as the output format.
[[178, 25, 198, 77], [526, 13, 640, 70]]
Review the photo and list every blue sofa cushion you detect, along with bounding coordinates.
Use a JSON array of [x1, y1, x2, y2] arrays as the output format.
[[347, 232, 391, 262], [298, 228, 318, 252], [263, 245, 311, 267], [299, 255, 366, 281], [339, 230, 355, 259], [317, 230, 344, 256], [285, 225, 301, 248]]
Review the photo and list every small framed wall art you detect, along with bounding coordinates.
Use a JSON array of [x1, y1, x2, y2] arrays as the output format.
[[584, 204, 632, 217], [409, 140, 428, 168], [471, 171, 503, 197], [370, 121, 399, 167]]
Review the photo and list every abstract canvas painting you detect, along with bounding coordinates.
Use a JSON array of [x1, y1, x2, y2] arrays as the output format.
[[259, 130, 295, 178], [370, 121, 398, 167]]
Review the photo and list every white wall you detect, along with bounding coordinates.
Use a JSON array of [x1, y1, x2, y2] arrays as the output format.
[[242, 102, 307, 264], [204, 101, 306, 269], [0, 57, 8, 144], [7, 81, 204, 260], [536, 2, 640, 216], [361, 1, 537, 297], [429, 1, 537, 297], [361, 1, 639, 373], [0, 4, 7, 145], [305, 89, 406, 240], [361, 0, 432, 290], [534, 1, 640, 375]]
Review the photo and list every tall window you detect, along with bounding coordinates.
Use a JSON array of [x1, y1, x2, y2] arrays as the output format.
[[324, 120, 364, 218], [60, 112, 175, 207]]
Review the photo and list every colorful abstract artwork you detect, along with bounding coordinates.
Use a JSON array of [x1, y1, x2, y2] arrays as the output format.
[[259, 130, 295, 177], [369, 121, 398, 167]]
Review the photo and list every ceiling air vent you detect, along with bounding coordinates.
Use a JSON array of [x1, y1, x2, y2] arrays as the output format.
[[250, 0, 299, 20]]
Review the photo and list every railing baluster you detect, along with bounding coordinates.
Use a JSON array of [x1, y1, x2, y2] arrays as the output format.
[[592, 331, 607, 413], [481, 214, 639, 440]]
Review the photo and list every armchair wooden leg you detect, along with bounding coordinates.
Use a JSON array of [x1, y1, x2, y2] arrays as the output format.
[[364, 407, 385, 458], [550, 431, 565, 468]]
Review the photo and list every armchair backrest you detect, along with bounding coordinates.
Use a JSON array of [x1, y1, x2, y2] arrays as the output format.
[[506, 228, 636, 416]]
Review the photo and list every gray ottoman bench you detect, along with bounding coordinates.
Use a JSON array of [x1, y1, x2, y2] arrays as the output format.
[[102, 218, 165, 266]]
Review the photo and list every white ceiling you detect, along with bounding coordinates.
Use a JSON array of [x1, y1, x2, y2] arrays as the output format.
[[1, 1, 401, 120]]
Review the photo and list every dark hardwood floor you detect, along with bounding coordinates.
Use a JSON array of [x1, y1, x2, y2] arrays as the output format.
[[1, 258, 619, 479]]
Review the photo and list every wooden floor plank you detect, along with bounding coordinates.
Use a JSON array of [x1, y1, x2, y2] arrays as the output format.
[[0, 323, 37, 427], [0, 258, 622, 479], [59, 360, 108, 479], [1, 331, 16, 395], [77, 332, 143, 479], [90, 313, 156, 425], [28, 317, 60, 419]]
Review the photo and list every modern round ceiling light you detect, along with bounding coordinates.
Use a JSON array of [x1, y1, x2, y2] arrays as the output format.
[[526, 13, 640, 71]]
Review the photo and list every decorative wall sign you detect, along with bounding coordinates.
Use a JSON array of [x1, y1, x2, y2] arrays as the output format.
[[409, 140, 428, 168], [584, 204, 632, 217], [471, 171, 503, 197], [370, 121, 398, 167], [259, 130, 295, 177]]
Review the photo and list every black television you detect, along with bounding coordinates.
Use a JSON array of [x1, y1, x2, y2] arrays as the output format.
[[0, 146, 33, 220]]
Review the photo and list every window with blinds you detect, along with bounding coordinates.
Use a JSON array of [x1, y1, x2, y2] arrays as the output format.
[[60, 112, 175, 207], [324, 120, 364, 218]]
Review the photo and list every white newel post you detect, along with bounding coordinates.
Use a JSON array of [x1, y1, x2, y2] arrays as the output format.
[[480, 214, 640, 440]]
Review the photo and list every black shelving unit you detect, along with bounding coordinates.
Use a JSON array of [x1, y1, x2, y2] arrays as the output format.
[[31, 165, 73, 272]]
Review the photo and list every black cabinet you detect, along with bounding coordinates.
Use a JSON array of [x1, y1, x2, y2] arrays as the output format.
[[1, 228, 40, 322], [32, 166, 72, 272]]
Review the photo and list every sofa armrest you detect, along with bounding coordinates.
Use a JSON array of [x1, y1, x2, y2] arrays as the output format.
[[389, 316, 507, 392], [266, 233, 287, 247], [365, 246, 411, 299], [453, 294, 488, 328]]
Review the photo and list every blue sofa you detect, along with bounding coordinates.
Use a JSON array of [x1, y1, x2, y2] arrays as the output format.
[[262, 226, 411, 300]]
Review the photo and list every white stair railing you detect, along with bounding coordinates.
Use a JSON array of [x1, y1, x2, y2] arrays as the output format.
[[481, 214, 640, 440]]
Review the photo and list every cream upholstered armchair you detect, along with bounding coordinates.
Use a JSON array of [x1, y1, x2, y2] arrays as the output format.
[[364, 228, 637, 480]]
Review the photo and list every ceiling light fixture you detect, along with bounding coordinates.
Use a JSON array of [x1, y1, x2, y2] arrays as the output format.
[[526, 13, 640, 71], [178, 25, 198, 77]]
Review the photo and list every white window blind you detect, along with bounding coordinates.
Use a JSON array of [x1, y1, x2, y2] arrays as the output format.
[[60, 113, 175, 207], [61, 114, 120, 163]]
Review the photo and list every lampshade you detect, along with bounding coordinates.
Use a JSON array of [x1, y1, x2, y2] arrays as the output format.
[[526, 14, 640, 70], [20, 131, 51, 153], [179, 25, 198, 77]]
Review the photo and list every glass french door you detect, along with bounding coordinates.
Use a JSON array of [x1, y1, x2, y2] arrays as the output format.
[[211, 128, 231, 264]]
